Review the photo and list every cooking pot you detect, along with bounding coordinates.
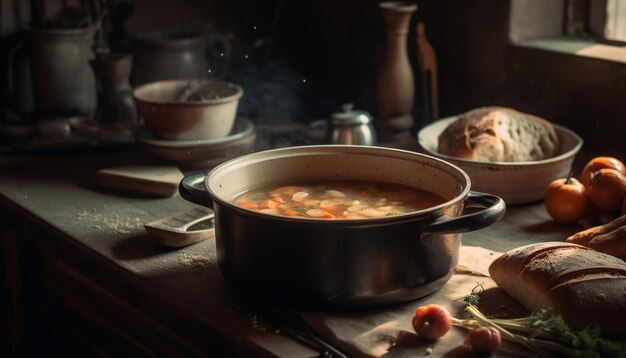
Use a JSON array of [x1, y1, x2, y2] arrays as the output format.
[[179, 145, 505, 308]]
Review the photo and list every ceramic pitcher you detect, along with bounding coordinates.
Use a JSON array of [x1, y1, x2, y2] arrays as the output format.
[[30, 26, 98, 116], [131, 30, 231, 86]]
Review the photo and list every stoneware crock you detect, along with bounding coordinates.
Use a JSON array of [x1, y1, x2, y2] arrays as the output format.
[[179, 145, 505, 308]]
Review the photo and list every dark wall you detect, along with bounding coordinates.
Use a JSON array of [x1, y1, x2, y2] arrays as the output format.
[[263, 0, 625, 155], [2, 0, 624, 155]]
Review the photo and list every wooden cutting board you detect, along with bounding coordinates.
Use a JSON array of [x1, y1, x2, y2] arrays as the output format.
[[96, 165, 184, 197]]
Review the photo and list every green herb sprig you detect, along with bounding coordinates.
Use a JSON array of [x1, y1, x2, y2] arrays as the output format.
[[453, 285, 626, 358]]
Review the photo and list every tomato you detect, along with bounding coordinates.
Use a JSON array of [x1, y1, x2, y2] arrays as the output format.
[[412, 304, 452, 340], [588, 168, 626, 212], [465, 327, 502, 354], [580, 157, 626, 187], [544, 175, 589, 224]]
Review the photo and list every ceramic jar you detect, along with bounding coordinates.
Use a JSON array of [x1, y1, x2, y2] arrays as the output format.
[[376, 2, 417, 147], [131, 30, 231, 86], [30, 26, 98, 117]]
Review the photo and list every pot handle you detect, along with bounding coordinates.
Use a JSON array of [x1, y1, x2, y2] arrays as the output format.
[[179, 171, 214, 208], [421, 191, 505, 234]]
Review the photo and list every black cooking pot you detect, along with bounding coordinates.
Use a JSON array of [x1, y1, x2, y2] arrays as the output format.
[[180, 145, 505, 308]]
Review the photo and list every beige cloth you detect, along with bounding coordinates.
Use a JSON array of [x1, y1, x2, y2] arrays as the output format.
[[300, 246, 533, 357]]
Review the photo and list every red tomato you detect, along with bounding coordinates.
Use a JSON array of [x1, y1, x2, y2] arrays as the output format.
[[580, 156, 626, 187], [412, 304, 452, 340], [465, 326, 502, 354], [544, 176, 589, 224], [588, 168, 626, 212]]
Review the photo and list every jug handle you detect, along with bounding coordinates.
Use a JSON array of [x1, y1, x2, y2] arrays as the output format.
[[203, 32, 233, 79]]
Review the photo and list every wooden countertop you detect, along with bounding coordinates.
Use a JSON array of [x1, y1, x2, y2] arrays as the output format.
[[0, 149, 585, 357]]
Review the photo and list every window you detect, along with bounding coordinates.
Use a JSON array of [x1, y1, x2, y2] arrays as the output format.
[[589, 0, 626, 42], [510, 0, 626, 64]]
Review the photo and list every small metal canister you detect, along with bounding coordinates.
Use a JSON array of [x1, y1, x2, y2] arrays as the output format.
[[325, 103, 377, 145]]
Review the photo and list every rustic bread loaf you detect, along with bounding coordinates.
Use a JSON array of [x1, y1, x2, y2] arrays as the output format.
[[488, 242, 626, 335], [437, 107, 560, 162]]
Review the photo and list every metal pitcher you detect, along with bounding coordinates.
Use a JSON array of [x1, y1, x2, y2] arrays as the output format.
[[311, 104, 378, 146]]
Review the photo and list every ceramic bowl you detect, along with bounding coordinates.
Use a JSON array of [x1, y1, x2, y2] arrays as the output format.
[[136, 118, 256, 170], [417, 116, 584, 205], [133, 79, 243, 141]]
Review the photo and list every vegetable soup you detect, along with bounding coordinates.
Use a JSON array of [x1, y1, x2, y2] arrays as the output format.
[[232, 180, 446, 219]]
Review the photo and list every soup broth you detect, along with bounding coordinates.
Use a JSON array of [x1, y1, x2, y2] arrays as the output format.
[[232, 180, 446, 219]]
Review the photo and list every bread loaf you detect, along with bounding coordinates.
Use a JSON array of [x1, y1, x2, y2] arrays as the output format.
[[488, 242, 626, 335], [437, 107, 560, 162]]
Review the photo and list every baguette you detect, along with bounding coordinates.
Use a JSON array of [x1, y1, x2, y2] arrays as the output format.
[[437, 107, 560, 162], [488, 242, 626, 335]]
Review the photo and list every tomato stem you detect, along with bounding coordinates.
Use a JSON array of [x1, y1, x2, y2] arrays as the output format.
[[565, 171, 575, 185]]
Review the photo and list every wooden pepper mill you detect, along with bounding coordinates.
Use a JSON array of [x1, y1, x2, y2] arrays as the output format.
[[376, 1, 417, 149]]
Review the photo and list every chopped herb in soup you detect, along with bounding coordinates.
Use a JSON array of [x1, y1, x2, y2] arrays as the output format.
[[232, 180, 446, 219]]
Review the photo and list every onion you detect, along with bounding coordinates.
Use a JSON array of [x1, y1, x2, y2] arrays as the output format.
[[325, 190, 346, 198], [357, 208, 387, 217], [306, 208, 328, 217], [292, 191, 310, 201], [347, 204, 368, 212]]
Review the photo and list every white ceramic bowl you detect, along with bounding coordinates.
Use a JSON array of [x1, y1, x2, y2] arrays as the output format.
[[133, 79, 243, 141], [417, 116, 583, 205], [136, 118, 256, 170]]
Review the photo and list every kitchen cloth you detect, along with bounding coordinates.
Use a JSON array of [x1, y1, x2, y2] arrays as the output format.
[[299, 245, 534, 357]]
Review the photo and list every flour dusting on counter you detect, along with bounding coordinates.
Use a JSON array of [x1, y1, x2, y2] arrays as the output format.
[[177, 250, 210, 268], [76, 206, 148, 235]]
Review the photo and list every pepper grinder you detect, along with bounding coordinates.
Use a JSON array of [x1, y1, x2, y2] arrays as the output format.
[[376, 2, 417, 149]]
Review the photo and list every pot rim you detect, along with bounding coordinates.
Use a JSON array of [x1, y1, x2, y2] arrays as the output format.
[[204, 145, 472, 224]]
